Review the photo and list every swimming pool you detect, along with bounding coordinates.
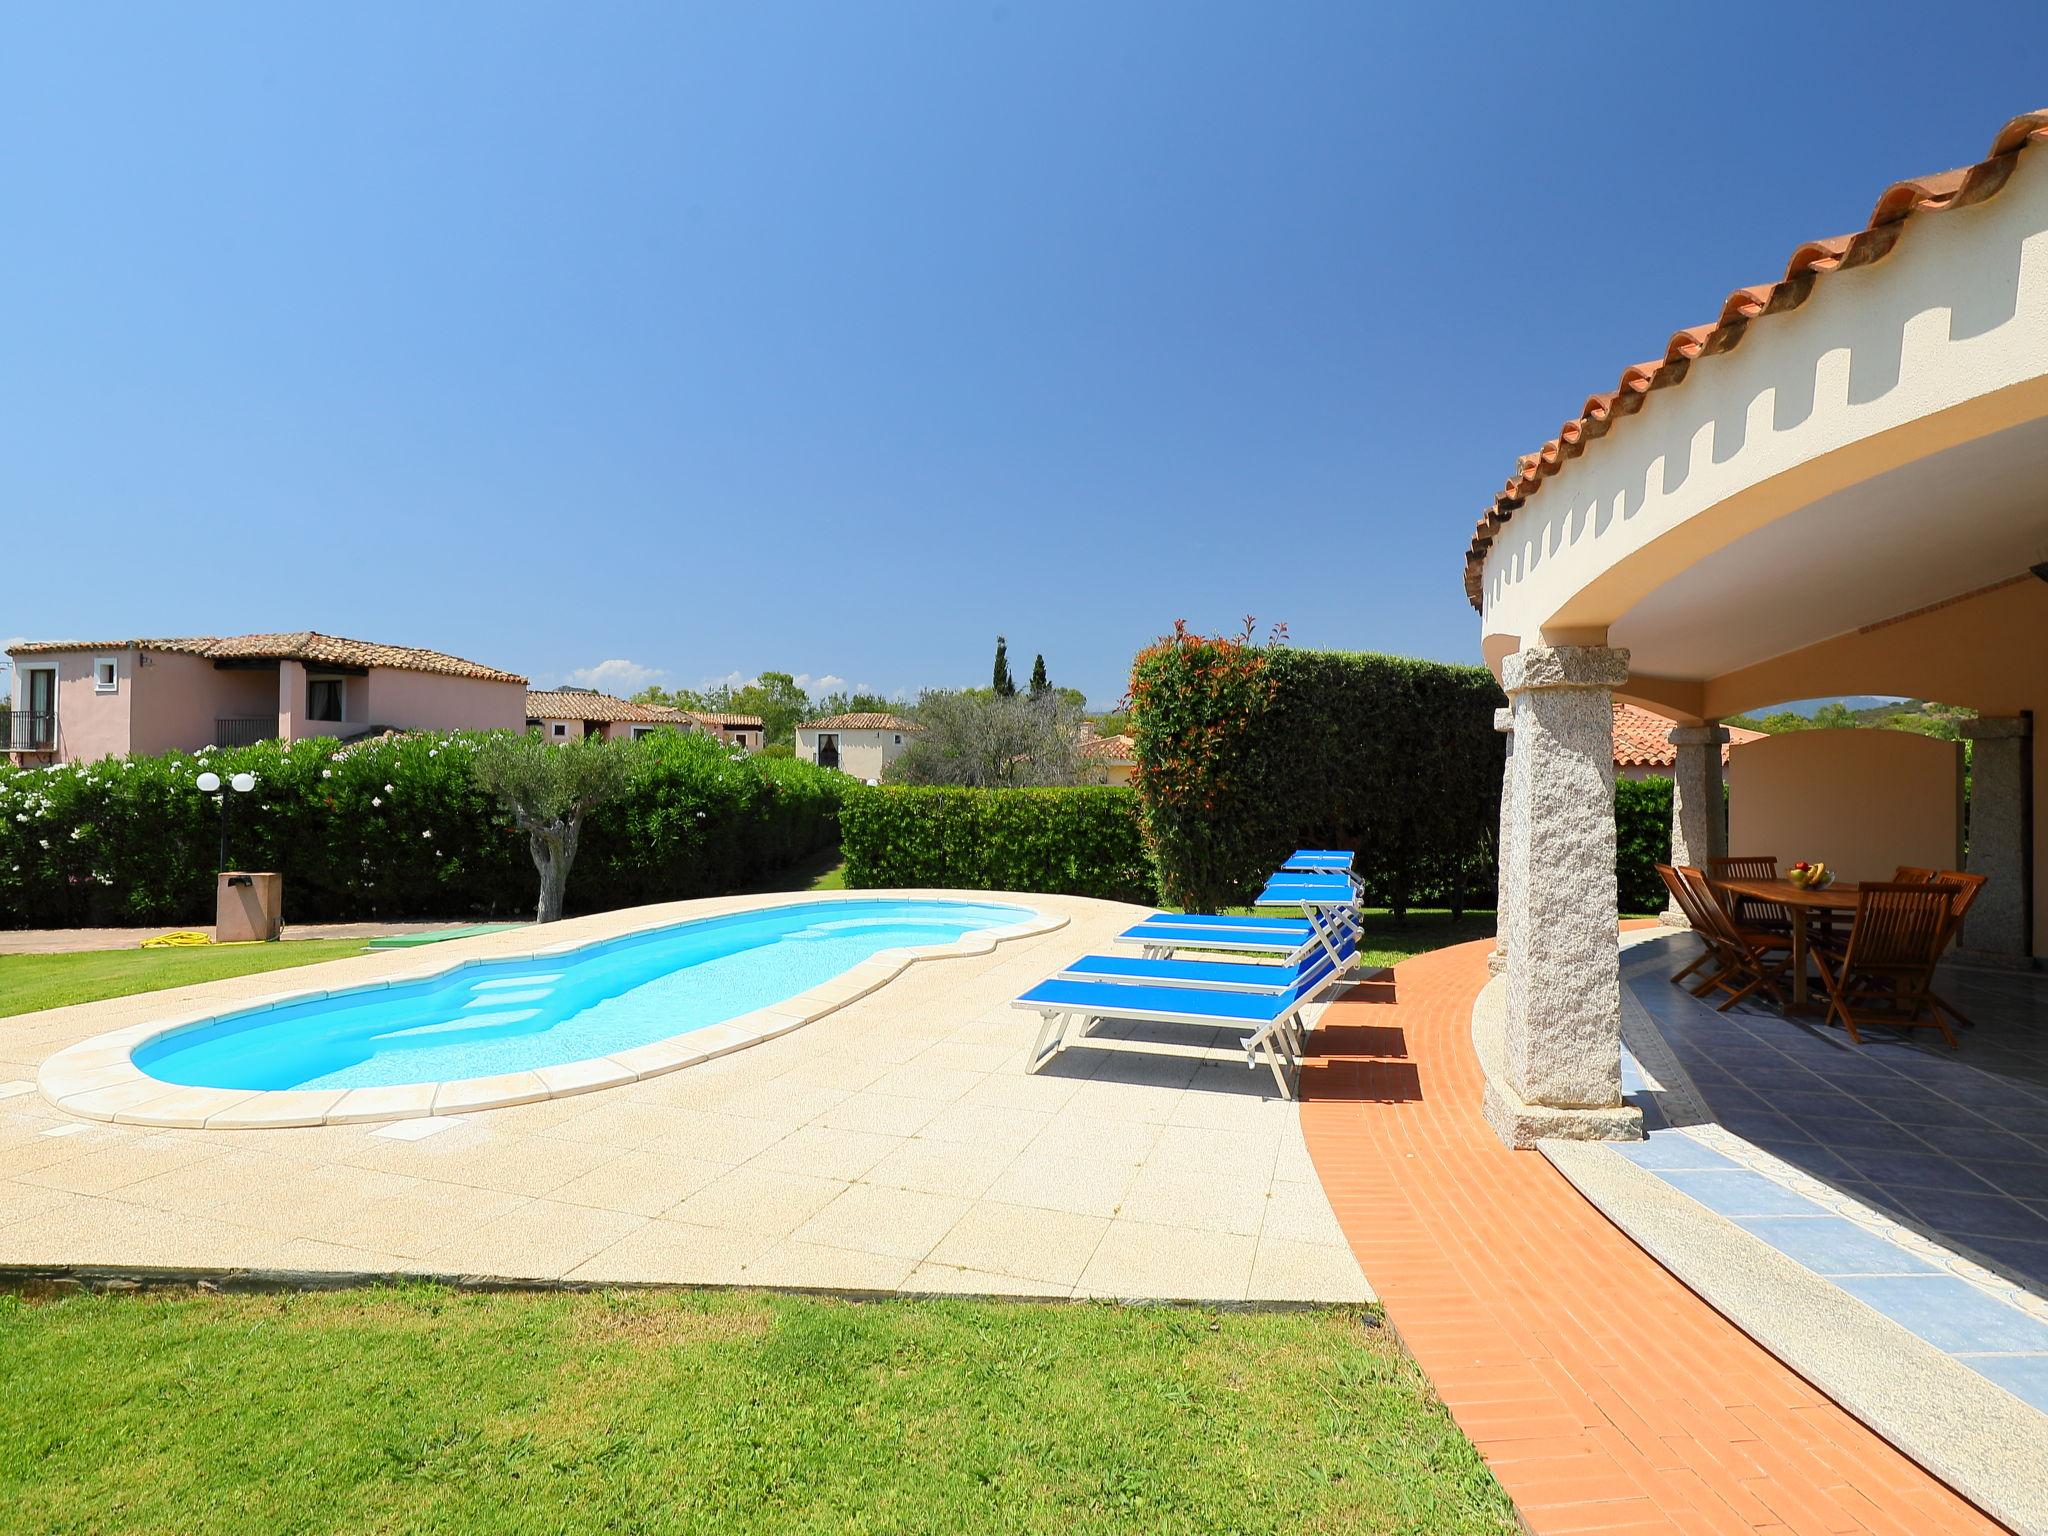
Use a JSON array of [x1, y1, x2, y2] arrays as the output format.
[[132, 898, 1036, 1094]]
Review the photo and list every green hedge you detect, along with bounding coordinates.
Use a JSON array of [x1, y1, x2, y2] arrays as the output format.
[[0, 730, 844, 927], [1614, 775, 1674, 915], [839, 785, 1156, 904], [1127, 644, 1507, 915]]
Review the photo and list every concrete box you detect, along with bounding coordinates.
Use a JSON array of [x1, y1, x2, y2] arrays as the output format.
[[216, 871, 283, 943]]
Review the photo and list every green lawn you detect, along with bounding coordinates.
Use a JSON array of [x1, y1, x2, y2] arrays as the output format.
[[0, 939, 370, 1019], [0, 1287, 1514, 1536], [1201, 907, 1497, 971]]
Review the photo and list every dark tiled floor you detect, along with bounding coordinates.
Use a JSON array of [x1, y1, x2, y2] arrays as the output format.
[[1624, 938, 2048, 1298]]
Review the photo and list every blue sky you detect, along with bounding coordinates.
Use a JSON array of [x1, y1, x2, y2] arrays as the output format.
[[3, 6, 2043, 708]]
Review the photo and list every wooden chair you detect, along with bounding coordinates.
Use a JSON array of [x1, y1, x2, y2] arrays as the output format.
[[1655, 863, 1716, 987], [1809, 882, 1959, 1047], [1676, 865, 1792, 1012], [1893, 865, 1938, 884], [1922, 870, 1990, 1030], [1710, 855, 1792, 934]]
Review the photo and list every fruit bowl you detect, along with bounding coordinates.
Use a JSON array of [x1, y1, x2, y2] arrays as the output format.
[[1787, 861, 1834, 890]]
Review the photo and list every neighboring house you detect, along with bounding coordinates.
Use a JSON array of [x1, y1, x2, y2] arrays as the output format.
[[1612, 703, 1765, 782], [683, 712, 765, 751], [1079, 731, 1138, 786], [524, 691, 765, 749], [7, 632, 527, 765], [794, 712, 915, 779], [525, 689, 682, 742]]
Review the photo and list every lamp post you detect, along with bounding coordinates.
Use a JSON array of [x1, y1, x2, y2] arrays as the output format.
[[196, 769, 257, 872]]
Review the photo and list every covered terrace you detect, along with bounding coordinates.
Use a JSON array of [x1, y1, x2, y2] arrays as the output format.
[[1461, 110, 2048, 1525]]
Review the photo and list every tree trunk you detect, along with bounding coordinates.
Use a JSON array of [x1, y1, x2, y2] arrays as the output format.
[[527, 815, 582, 923]]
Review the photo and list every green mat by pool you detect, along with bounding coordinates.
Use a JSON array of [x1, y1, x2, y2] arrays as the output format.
[[365, 924, 521, 950]]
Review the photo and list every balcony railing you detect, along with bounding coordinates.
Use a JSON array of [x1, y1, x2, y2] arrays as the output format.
[[6, 710, 55, 752], [215, 717, 278, 748]]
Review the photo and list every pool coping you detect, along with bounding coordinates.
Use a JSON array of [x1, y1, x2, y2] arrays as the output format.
[[33, 890, 1068, 1131]]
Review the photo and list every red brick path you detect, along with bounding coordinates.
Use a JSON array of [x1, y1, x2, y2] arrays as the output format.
[[1299, 937, 2007, 1536]]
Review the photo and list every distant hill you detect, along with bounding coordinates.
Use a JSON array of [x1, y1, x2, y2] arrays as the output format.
[[1724, 697, 1976, 742], [1769, 696, 1902, 718]]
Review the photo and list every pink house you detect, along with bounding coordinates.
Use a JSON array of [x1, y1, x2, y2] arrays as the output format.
[[525, 688, 679, 742], [6, 632, 528, 764], [522, 689, 766, 751]]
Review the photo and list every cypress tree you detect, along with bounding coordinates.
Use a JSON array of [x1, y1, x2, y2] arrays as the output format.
[[992, 636, 1017, 698], [1029, 653, 1050, 697]]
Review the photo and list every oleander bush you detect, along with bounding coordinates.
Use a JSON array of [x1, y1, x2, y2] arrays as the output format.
[[0, 729, 844, 927], [839, 785, 1155, 904]]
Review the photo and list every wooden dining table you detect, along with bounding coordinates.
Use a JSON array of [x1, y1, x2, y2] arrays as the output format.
[[1712, 876, 1860, 1008]]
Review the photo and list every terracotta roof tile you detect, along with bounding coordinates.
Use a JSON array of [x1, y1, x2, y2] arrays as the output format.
[[1464, 109, 2048, 609], [11, 631, 524, 683], [1612, 702, 1764, 769], [525, 688, 666, 724], [686, 712, 765, 729], [1078, 732, 1136, 762], [799, 712, 916, 732]]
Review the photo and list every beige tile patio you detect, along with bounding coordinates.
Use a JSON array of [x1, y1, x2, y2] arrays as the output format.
[[539, 1099, 684, 1148], [791, 1184, 970, 1261], [815, 1092, 942, 1139], [1119, 1165, 1272, 1238], [423, 1199, 648, 1280], [1259, 1178, 1353, 1247], [861, 1136, 1018, 1200], [668, 1166, 848, 1238], [864, 1063, 987, 1103], [548, 1150, 729, 1217], [402, 1135, 624, 1198], [2, 892, 1368, 1304], [1147, 1124, 1283, 1183], [900, 1262, 1071, 1299], [740, 1238, 919, 1292], [15, 1137, 226, 1198], [1248, 1237, 1373, 1303], [927, 1201, 1109, 1287], [1078, 1220, 1257, 1302], [983, 1151, 1138, 1220], [747, 1125, 905, 1182], [635, 1110, 790, 1166], [568, 1218, 776, 1286], [324, 1183, 532, 1257]]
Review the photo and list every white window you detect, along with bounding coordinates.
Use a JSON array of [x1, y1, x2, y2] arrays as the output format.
[[631, 725, 655, 740], [551, 722, 569, 739], [93, 656, 119, 693]]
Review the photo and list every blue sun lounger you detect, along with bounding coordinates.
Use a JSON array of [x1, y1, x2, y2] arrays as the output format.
[[1061, 920, 1358, 992], [1015, 941, 1349, 1096], [1113, 911, 1355, 963], [1282, 849, 1355, 875]]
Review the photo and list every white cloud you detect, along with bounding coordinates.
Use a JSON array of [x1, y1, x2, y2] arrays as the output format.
[[557, 658, 665, 693], [793, 674, 846, 693]]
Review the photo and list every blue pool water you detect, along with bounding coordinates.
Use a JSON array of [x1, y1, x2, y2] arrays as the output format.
[[134, 899, 1032, 1092]]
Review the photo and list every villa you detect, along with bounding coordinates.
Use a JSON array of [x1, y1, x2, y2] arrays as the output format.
[[6, 631, 527, 764], [1079, 730, 1138, 785], [525, 689, 765, 748], [795, 711, 915, 776]]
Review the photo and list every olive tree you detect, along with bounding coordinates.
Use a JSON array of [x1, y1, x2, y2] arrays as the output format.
[[884, 689, 1085, 787], [472, 733, 634, 922]]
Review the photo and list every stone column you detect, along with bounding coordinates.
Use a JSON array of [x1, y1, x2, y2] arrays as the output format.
[[1958, 715, 2033, 964], [1661, 723, 1730, 926], [1489, 707, 1516, 974], [1485, 644, 1637, 1147]]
